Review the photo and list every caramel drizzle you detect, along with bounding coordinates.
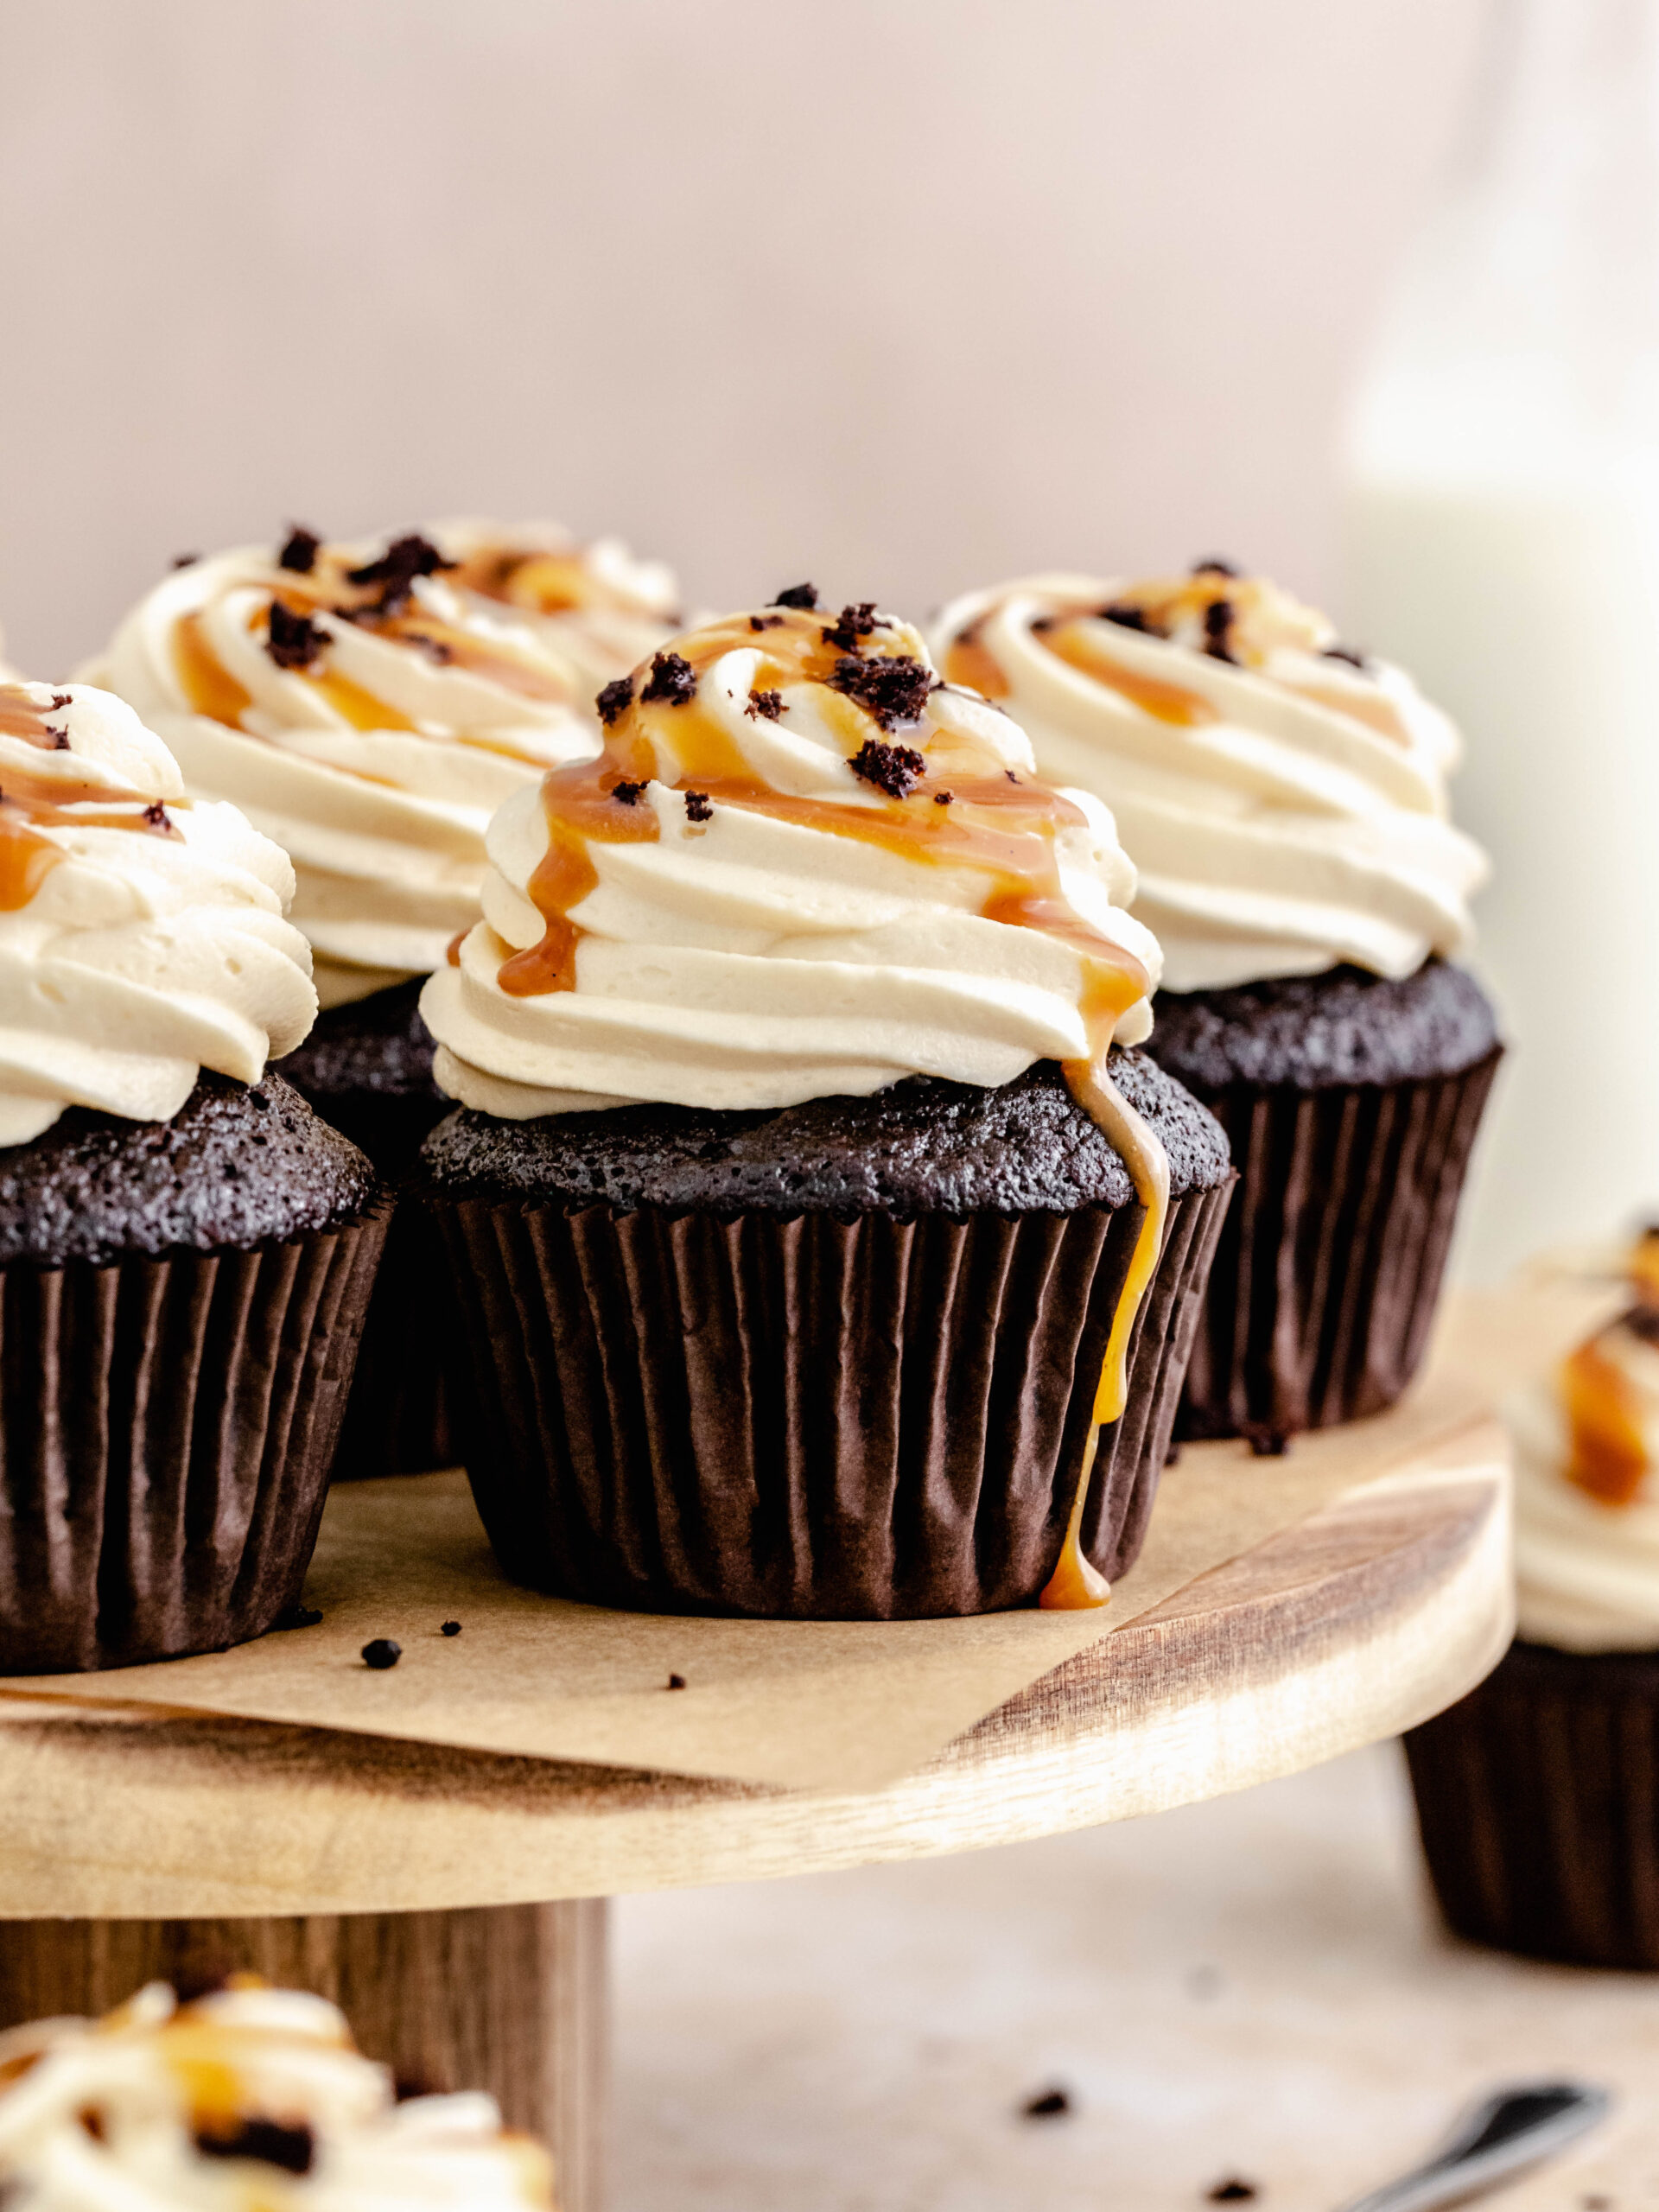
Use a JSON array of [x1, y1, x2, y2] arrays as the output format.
[[0, 685, 183, 911], [944, 613, 1217, 728], [1562, 1332, 1649, 1507], [448, 543, 632, 620], [948, 600, 1414, 746], [1556, 1230, 1659, 1510], [169, 550, 579, 739], [500, 612, 1167, 1609], [1033, 620, 1218, 727]]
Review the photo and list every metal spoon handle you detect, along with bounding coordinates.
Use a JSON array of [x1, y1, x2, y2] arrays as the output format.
[[1336, 2082, 1610, 2212]]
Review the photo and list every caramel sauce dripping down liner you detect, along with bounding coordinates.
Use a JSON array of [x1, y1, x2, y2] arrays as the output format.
[[1040, 1054, 1170, 1611]]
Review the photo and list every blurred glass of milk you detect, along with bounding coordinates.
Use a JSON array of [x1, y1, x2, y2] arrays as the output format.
[[1344, 0, 1659, 1279]]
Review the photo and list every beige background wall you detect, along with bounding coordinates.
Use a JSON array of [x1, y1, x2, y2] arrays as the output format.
[[0, 0, 1483, 678]]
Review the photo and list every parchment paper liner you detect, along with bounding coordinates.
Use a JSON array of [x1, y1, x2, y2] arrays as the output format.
[[1405, 1639, 1659, 1969], [429, 1180, 1232, 1619], [290, 1090, 456, 1479], [1176, 1047, 1501, 1440], [0, 1199, 390, 1674]]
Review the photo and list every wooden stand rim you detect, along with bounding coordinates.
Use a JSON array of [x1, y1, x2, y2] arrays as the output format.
[[0, 1417, 1510, 1920]]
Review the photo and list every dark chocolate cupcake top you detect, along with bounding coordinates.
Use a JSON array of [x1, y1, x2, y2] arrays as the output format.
[[0, 1072, 376, 1267], [421, 1050, 1228, 1217], [276, 975, 441, 1103], [1145, 959, 1500, 1090]]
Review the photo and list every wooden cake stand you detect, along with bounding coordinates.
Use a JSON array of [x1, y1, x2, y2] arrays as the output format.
[[0, 1402, 1510, 2212]]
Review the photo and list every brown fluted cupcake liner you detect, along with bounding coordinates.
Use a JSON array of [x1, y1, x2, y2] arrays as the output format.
[[0, 1199, 390, 1673], [1174, 1046, 1501, 1441], [1404, 1639, 1659, 1970], [428, 1179, 1231, 1620], [293, 1093, 458, 1480]]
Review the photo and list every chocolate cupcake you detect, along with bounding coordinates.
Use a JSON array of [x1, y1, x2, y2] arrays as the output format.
[[1406, 1236, 1659, 1967], [416, 594, 1233, 1620], [0, 1980, 555, 2204], [931, 567, 1499, 1440], [0, 678, 385, 1673], [89, 521, 677, 1472]]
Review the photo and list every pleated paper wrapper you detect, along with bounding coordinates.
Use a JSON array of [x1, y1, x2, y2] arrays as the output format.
[[1176, 1047, 1501, 1441], [429, 1177, 1232, 1621], [0, 1198, 390, 1674], [287, 1089, 458, 1479], [1404, 1637, 1659, 1970]]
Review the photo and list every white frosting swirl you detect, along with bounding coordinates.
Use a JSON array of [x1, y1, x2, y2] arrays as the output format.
[[1513, 1307, 1659, 1651], [422, 602, 1161, 1116], [88, 532, 616, 1008], [0, 1980, 552, 2209], [929, 571, 1489, 993], [0, 681, 315, 1147], [436, 518, 680, 690]]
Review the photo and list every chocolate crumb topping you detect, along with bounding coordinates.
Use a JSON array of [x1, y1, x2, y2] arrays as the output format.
[[277, 525, 321, 574], [171, 552, 202, 569], [641, 651, 696, 707], [1206, 2184, 1257, 2203], [772, 582, 819, 610], [1100, 601, 1155, 634], [610, 779, 647, 806], [1005, 769, 1020, 784], [50, 692, 71, 709], [849, 736, 926, 799], [361, 1637, 402, 1670], [821, 601, 880, 652], [683, 790, 713, 823], [265, 601, 328, 671], [933, 789, 953, 805], [143, 802, 170, 830], [828, 652, 933, 729], [749, 613, 785, 632], [1191, 556, 1239, 577], [667, 1671, 687, 1689], [441, 1619, 462, 1637], [271, 1604, 323, 1631], [595, 676, 634, 726], [1022, 2088, 1071, 2120], [745, 688, 785, 721], [1203, 598, 1236, 664], [45, 726, 69, 751], [1321, 644, 1370, 670], [196, 2120, 315, 2176], [346, 531, 454, 591]]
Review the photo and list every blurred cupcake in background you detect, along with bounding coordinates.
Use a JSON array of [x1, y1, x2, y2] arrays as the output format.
[[438, 518, 681, 686], [1406, 1230, 1659, 1968], [416, 589, 1232, 1620], [89, 521, 678, 1473], [0, 1979, 555, 2205], [0, 677, 385, 1672], [931, 565, 1499, 1444]]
